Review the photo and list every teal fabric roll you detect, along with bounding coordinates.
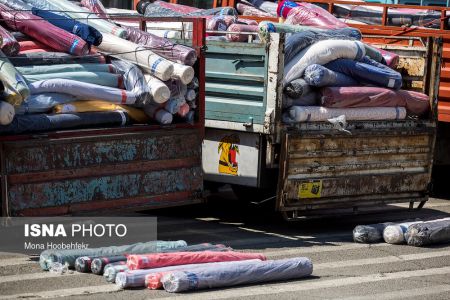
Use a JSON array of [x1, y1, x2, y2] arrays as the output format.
[[24, 72, 123, 89], [17, 64, 115, 75]]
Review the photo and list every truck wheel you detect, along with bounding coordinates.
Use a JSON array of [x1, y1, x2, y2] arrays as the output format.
[[231, 184, 277, 205]]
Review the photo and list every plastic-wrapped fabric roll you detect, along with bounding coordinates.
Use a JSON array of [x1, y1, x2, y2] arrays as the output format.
[[91, 256, 127, 275], [207, 16, 229, 35], [24, 72, 124, 89], [149, 0, 200, 14], [162, 257, 313, 293], [284, 78, 311, 99], [248, 0, 278, 16], [31, 8, 103, 48], [177, 103, 190, 117], [283, 106, 406, 123], [185, 89, 196, 102], [405, 218, 450, 247], [99, 33, 173, 82], [353, 222, 394, 244], [325, 57, 402, 90], [0, 4, 89, 56], [39, 240, 187, 271], [383, 221, 422, 244], [127, 251, 265, 271], [53, 100, 150, 124], [379, 48, 400, 68], [104, 261, 128, 283], [111, 60, 151, 107], [237, 3, 274, 17], [143, 74, 171, 104], [8, 52, 106, 67], [171, 63, 195, 85], [164, 98, 186, 115], [75, 256, 95, 273], [17, 64, 116, 75], [284, 40, 366, 85], [15, 93, 76, 115], [0, 25, 19, 56], [143, 104, 173, 125], [226, 24, 259, 42], [304, 64, 358, 87], [187, 77, 199, 90], [166, 80, 187, 101], [81, 0, 110, 20], [124, 26, 197, 66], [0, 111, 129, 136], [320, 87, 430, 116], [0, 50, 29, 106], [0, 101, 15, 125], [29, 79, 137, 105], [282, 92, 318, 109]]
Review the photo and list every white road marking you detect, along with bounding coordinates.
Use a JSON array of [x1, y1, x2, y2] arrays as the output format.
[[0, 271, 82, 284], [337, 284, 450, 300]]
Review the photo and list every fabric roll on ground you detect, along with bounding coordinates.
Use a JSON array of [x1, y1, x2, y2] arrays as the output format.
[[39, 240, 187, 271], [143, 74, 171, 104], [282, 92, 318, 109], [0, 25, 19, 56], [124, 26, 197, 66], [0, 101, 15, 125], [304, 64, 358, 87], [24, 72, 124, 89], [15, 93, 77, 115], [353, 222, 394, 243], [283, 40, 366, 85], [162, 257, 313, 293], [31, 8, 103, 48], [320, 87, 430, 116], [53, 100, 150, 124], [81, 0, 110, 20], [8, 52, 106, 67], [405, 218, 450, 247], [0, 50, 29, 106], [91, 255, 127, 275], [284, 78, 311, 99], [226, 24, 259, 42], [127, 251, 266, 270], [0, 4, 89, 56], [143, 103, 173, 125], [324, 57, 403, 90], [17, 63, 116, 75], [75, 256, 95, 273], [104, 261, 128, 283], [283, 106, 406, 123], [383, 221, 423, 244], [99, 33, 174, 81], [0, 111, 129, 135], [30, 79, 136, 104]]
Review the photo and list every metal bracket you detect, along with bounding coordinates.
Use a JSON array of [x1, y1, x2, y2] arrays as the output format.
[[243, 117, 254, 128]]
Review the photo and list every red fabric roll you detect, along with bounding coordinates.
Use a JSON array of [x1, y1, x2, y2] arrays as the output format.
[[320, 86, 430, 116], [285, 3, 348, 29], [226, 24, 259, 42], [378, 48, 400, 68], [0, 4, 89, 56], [19, 40, 53, 52], [0, 24, 20, 56], [19, 49, 50, 54], [127, 251, 266, 270]]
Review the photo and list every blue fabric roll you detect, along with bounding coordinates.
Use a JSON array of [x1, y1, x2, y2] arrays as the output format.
[[304, 64, 358, 87], [15, 93, 77, 114], [32, 8, 103, 47], [325, 57, 402, 89]]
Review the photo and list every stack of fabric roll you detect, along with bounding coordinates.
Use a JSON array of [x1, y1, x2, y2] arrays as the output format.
[[0, 0, 200, 135]]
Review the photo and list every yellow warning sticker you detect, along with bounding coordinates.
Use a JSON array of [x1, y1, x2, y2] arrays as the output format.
[[298, 180, 323, 199]]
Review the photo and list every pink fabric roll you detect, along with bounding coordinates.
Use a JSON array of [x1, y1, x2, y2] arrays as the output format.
[[0, 4, 89, 56], [226, 24, 259, 42], [19, 40, 53, 52], [285, 3, 348, 29], [207, 17, 230, 36], [127, 251, 266, 270], [177, 103, 190, 117], [0, 24, 19, 56], [19, 49, 50, 54], [321, 86, 430, 116], [237, 3, 274, 17], [81, 0, 110, 20], [378, 48, 400, 68], [145, 271, 171, 289]]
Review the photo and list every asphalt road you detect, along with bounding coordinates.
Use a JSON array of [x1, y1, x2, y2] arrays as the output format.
[[1, 188, 450, 300]]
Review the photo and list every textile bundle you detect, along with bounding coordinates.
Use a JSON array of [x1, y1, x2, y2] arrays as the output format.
[[405, 218, 450, 246], [0, 25, 19, 56], [353, 222, 394, 244], [383, 221, 422, 244], [81, 0, 110, 20], [91, 256, 128, 275], [0, 50, 30, 106], [104, 262, 128, 283]]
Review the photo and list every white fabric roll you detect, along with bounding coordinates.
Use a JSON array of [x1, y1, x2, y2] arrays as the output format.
[[143, 104, 173, 124], [383, 221, 422, 244], [99, 33, 174, 81], [283, 106, 406, 123], [185, 89, 196, 101], [0, 101, 15, 125], [171, 63, 195, 85], [143, 74, 171, 104]]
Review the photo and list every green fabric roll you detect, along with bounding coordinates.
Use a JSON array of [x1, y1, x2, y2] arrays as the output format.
[[0, 50, 30, 106], [24, 72, 123, 88], [17, 64, 115, 75]]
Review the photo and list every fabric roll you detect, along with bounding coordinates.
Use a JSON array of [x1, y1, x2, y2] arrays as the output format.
[[124, 26, 197, 66], [91, 256, 127, 275], [81, 0, 110, 20], [247, 0, 278, 15], [207, 16, 229, 35], [53, 100, 150, 124], [29, 79, 137, 105], [0, 50, 30, 106], [237, 3, 274, 17], [8, 52, 106, 66], [75, 256, 95, 273], [31, 8, 103, 47], [226, 24, 259, 42], [166, 80, 187, 101], [405, 218, 450, 247], [104, 262, 128, 283], [284, 40, 366, 85], [0, 111, 129, 136], [304, 64, 358, 87], [187, 77, 199, 90], [162, 257, 313, 293], [143, 104, 173, 125], [283, 106, 406, 123], [363, 44, 385, 64], [39, 240, 187, 271], [383, 221, 422, 244], [99, 33, 174, 81], [18, 41, 53, 53], [185, 89, 196, 102], [15, 93, 77, 115], [282, 92, 319, 109], [143, 74, 171, 104], [324, 57, 402, 90], [171, 63, 195, 85], [148, 0, 200, 14], [17, 64, 116, 75], [353, 223, 394, 244], [379, 48, 400, 68], [320, 87, 430, 116], [284, 2, 348, 29], [127, 251, 266, 270], [164, 98, 186, 115], [284, 78, 311, 99], [187, 7, 237, 17], [0, 101, 15, 125], [0, 24, 20, 56], [177, 103, 190, 118], [0, 4, 89, 56], [24, 72, 124, 89]]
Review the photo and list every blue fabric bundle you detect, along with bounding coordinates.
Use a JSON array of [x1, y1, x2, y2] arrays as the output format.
[[32, 8, 103, 47], [325, 57, 402, 89], [304, 64, 358, 87]]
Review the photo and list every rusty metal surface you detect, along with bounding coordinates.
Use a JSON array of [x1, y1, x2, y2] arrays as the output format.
[[1, 129, 203, 216]]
